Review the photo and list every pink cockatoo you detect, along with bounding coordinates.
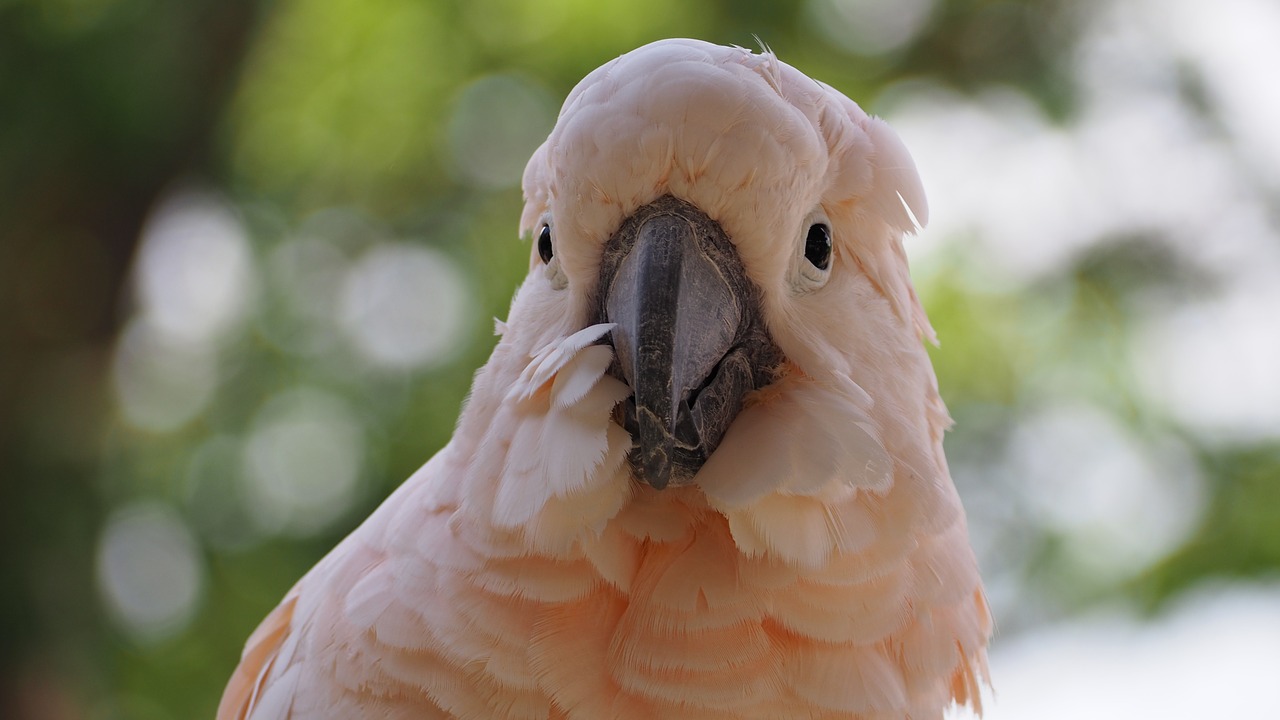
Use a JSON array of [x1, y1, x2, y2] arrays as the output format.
[[219, 38, 991, 720]]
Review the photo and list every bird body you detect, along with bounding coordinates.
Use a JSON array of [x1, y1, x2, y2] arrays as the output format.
[[220, 39, 991, 720]]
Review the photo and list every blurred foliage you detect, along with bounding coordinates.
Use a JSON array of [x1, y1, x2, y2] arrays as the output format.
[[1136, 445, 1280, 607], [2, 0, 1278, 718]]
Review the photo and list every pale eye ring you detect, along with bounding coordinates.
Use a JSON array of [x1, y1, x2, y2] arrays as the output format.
[[791, 208, 834, 294]]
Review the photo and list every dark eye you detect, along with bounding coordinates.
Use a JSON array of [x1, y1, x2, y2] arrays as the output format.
[[537, 224, 554, 264], [804, 223, 831, 270]]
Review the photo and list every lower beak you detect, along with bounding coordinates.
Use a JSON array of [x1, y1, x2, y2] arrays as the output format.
[[600, 196, 780, 489]]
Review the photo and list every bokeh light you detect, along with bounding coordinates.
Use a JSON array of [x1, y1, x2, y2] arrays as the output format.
[[242, 387, 366, 538], [111, 318, 218, 432], [804, 0, 937, 57], [446, 74, 557, 189], [1007, 403, 1203, 581], [183, 435, 259, 551], [260, 232, 351, 357], [132, 188, 255, 345], [339, 242, 472, 370], [96, 501, 205, 643], [1135, 285, 1280, 440]]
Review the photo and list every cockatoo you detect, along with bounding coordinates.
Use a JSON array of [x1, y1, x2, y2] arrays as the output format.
[[220, 38, 991, 720]]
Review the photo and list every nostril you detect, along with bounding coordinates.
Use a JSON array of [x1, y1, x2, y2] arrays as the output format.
[[633, 405, 674, 490]]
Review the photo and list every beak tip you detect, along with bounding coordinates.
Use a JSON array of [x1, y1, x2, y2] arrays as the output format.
[[638, 449, 673, 490], [634, 408, 676, 490]]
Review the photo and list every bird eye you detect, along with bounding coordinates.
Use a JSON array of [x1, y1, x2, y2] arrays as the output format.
[[537, 225, 554, 263], [803, 223, 831, 270]]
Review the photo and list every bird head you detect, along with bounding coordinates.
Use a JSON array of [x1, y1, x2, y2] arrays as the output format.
[[220, 42, 989, 720], [509, 38, 937, 501]]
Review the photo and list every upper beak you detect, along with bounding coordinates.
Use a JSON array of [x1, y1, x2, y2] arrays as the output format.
[[598, 196, 781, 489]]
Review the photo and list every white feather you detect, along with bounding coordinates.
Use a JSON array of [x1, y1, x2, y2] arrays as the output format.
[[551, 344, 616, 409], [507, 323, 614, 406]]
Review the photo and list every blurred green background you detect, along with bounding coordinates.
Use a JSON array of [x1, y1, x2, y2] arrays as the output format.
[[3, 0, 1278, 717]]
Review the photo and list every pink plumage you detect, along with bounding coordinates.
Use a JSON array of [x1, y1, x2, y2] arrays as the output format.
[[220, 38, 991, 720]]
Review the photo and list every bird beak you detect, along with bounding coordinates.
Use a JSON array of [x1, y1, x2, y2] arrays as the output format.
[[598, 195, 782, 489]]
